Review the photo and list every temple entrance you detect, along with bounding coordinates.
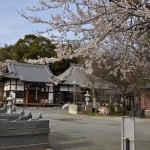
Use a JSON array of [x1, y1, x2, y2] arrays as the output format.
[[25, 88, 41, 104], [24, 85, 49, 106], [28, 89, 41, 103]]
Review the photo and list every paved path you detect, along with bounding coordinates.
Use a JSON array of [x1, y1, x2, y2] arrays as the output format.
[[17, 107, 150, 150]]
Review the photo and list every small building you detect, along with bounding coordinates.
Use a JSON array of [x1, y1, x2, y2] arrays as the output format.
[[57, 64, 117, 104], [1, 62, 60, 106], [140, 87, 150, 116], [57, 64, 92, 103]]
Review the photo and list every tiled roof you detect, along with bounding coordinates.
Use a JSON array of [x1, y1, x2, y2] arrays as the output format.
[[59, 64, 91, 87], [58, 64, 116, 89], [2, 62, 60, 84]]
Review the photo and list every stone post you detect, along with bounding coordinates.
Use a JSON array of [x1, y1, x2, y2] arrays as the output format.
[[38, 113, 43, 119], [69, 104, 78, 114], [6, 96, 14, 114], [21, 108, 25, 116]]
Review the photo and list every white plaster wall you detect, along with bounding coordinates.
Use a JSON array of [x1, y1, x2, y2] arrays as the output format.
[[4, 85, 10, 91], [11, 84, 16, 90], [16, 98, 23, 103], [17, 85, 24, 91], [41, 88, 44, 92], [48, 93, 53, 103], [49, 87, 53, 92], [60, 86, 68, 91]]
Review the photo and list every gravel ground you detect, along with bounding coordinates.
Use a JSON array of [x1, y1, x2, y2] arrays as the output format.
[[17, 107, 150, 150]]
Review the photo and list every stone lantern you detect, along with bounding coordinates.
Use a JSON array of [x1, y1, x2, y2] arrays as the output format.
[[85, 91, 90, 105], [84, 91, 90, 111], [6, 96, 14, 114]]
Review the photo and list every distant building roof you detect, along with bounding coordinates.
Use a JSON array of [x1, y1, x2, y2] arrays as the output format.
[[58, 64, 116, 89], [2, 62, 60, 84]]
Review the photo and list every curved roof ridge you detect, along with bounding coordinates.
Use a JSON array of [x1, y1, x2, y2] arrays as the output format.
[[45, 65, 61, 81], [58, 64, 79, 81], [45, 65, 53, 77]]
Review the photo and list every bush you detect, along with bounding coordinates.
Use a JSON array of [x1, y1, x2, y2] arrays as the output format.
[[107, 102, 115, 114], [107, 102, 125, 116], [114, 103, 122, 113]]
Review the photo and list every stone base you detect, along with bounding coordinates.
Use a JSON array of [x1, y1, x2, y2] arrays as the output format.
[[145, 110, 150, 117], [0, 119, 50, 150], [0, 114, 21, 121], [0, 139, 50, 150], [69, 104, 78, 115]]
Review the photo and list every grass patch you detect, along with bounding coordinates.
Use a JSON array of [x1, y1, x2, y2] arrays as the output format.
[[80, 111, 107, 117], [111, 112, 124, 116], [79, 111, 124, 117]]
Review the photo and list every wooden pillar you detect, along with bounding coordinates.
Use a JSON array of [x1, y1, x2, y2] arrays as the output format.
[[42, 86, 46, 107], [26, 88, 29, 107], [44, 86, 46, 101]]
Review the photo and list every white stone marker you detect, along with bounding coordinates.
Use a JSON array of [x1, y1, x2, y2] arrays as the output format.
[[121, 116, 135, 150]]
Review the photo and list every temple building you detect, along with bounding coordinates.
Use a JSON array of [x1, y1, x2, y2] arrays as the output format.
[[0, 62, 119, 107], [57, 63, 117, 104], [1, 62, 61, 106]]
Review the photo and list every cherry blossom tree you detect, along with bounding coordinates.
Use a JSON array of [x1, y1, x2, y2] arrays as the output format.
[[0, 60, 12, 74], [20, 0, 150, 78]]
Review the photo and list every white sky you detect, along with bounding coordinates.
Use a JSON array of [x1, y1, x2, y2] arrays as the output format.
[[0, 0, 49, 47]]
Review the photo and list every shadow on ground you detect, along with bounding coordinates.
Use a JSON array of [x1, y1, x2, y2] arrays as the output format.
[[50, 132, 94, 150]]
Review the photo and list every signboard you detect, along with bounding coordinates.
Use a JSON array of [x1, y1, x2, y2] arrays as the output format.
[[121, 117, 135, 150]]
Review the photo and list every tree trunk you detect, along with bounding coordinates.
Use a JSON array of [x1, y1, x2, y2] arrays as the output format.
[[92, 87, 96, 112]]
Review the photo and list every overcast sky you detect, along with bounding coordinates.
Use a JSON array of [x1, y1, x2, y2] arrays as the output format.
[[0, 0, 48, 47]]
